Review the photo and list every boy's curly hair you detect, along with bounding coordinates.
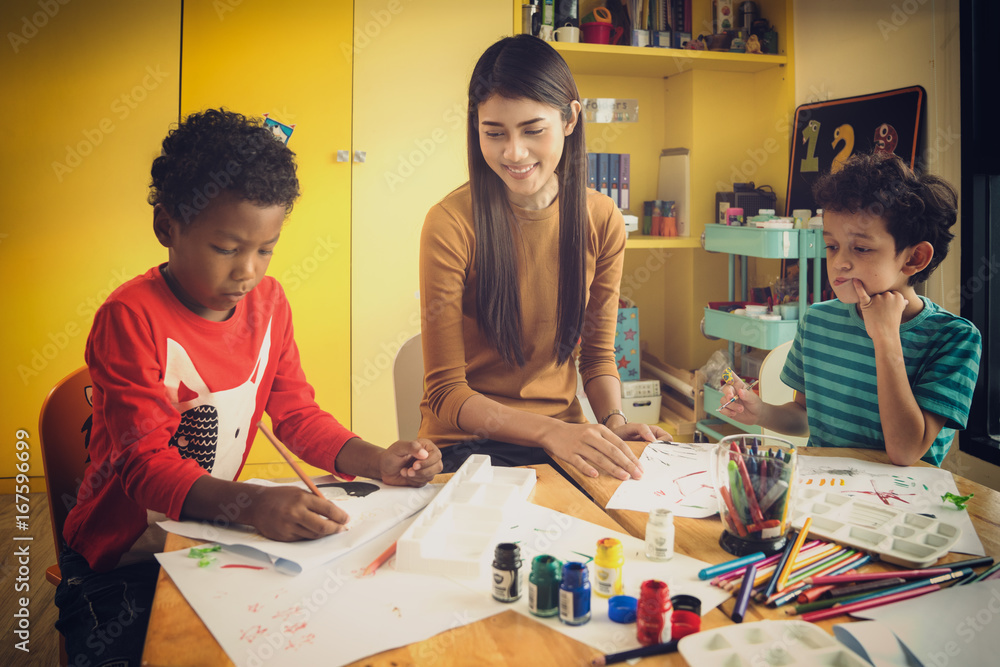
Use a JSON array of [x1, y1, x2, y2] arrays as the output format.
[[812, 151, 957, 285], [148, 108, 299, 225]]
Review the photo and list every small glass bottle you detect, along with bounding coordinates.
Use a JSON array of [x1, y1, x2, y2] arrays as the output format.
[[528, 554, 562, 617], [594, 537, 624, 598], [636, 579, 672, 646], [645, 508, 675, 561], [559, 561, 592, 626], [492, 543, 522, 603]]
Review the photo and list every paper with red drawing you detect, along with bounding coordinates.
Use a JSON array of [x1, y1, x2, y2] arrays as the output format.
[[606, 441, 719, 518]]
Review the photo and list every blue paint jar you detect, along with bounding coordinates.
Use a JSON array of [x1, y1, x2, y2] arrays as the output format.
[[559, 561, 591, 625]]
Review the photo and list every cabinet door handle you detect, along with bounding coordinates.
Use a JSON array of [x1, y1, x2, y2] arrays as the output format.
[[336, 150, 350, 163], [353, 151, 366, 163]]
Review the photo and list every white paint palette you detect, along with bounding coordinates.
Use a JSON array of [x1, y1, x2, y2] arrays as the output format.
[[791, 489, 962, 568], [678, 620, 869, 667], [395, 455, 536, 578]]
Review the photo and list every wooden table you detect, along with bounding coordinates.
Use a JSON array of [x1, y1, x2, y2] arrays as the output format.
[[142, 464, 638, 667], [557, 444, 1000, 644]]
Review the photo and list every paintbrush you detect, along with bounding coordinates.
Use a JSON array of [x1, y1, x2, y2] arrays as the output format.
[[718, 379, 759, 411]]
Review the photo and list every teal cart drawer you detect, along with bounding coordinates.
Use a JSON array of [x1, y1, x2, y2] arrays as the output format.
[[703, 307, 797, 349], [704, 225, 823, 259]]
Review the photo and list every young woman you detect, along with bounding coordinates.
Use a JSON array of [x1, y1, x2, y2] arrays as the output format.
[[418, 35, 668, 480]]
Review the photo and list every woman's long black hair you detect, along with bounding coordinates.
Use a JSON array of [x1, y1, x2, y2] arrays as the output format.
[[467, 35, 588, 367]]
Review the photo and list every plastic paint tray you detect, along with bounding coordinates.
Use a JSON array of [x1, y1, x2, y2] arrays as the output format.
[[395, 455, 536, 578], [790, 489, 962, 568], [678, 620, 869, 667]]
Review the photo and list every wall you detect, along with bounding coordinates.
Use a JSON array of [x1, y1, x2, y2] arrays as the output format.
[[350, 0, 513, 446], [0, 0, 181, 492], [794, 0, 999, 491]]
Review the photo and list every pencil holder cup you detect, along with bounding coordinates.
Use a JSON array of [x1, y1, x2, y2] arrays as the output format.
[[710, 434, 798, 557]]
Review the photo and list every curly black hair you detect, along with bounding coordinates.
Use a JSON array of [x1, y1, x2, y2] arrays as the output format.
[[812, 151, 957, 285], [148, 108, 299, 225]]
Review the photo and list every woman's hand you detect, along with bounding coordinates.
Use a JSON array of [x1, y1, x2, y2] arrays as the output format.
[[610, 421, 670, 444], [541, 422, 645, 481]]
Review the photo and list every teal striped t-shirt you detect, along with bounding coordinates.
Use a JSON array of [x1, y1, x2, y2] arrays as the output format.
[[779, 296, 981, 466]]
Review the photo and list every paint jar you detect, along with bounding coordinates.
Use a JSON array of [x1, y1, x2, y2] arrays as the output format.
[[726, 207, 745, 226], [528, 554, 562, 617], [594, 537, 624, 598], [671, 594, 702, 639], [559, 561, 592, 626], [645, 508, 675, 561], [711, 434, 798, 557], [636, 579, 672, 646], [492, 543, 522, 603]]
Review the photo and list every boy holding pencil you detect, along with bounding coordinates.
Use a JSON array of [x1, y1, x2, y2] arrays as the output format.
[[55, 109, 442, 666], [721, 152, 981, 466]]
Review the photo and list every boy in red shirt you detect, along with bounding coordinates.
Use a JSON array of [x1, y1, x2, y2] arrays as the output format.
[[55, 109, 441, 666]]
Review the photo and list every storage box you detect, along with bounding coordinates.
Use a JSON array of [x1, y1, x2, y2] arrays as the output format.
[[622, 379, 661, 424], [615, 303, 641, 381]]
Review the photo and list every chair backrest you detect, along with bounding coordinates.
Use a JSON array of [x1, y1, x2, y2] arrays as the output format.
[[393, 334, 424, 441], [38, 366, 93, 552], [759, 341, 808, 447]]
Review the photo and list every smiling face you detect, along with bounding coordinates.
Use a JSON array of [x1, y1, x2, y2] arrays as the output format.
[[154, 190, 284, 321], [823, 209, 918, 305], [477, 95, 580, 210]]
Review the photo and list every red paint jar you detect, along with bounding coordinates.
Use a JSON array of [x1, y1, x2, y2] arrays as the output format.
[[636, 580, 671, 646]]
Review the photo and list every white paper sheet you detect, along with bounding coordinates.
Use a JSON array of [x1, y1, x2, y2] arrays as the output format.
[[156, 500, 731, 666], [794, 456, 984, 556], [606, 441, 719, 518], [159, 476, 440, 574], [852, 579, 1000, 667]]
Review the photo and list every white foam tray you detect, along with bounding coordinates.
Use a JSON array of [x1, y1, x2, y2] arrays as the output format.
[[790, 489, 961, 568], [678, 620, 869, 667], [395, 455, 536, 578]]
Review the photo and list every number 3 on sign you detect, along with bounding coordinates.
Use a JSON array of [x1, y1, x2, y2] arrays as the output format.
[[800, 120, 820, 173]]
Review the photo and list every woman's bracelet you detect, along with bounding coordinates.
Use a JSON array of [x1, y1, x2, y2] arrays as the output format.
[[600, 408, 628, 427]]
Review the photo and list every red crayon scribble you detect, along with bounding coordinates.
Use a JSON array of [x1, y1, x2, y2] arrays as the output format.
[[222, 564, 265, 570], [239, 625, 268, 643], [248, 603, 262, 613], [284, 621, 308, 634], [285, 633, 316, 651], [653, 489, 666, 497], [272, 605, 303, 622]]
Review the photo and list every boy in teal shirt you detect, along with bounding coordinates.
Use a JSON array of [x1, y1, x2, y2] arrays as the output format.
[[721, 152, 981, 466]]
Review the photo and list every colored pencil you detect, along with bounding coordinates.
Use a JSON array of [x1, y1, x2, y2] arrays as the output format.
[[592, 640, 679, 665], [257, 421, 324, 498], [733, 444, 765, 524], [714, 541, 822, 586], [767, 553, 864, 607], [941, 556, 993, 571], [968, 559, 1000, 584], [776, 517, 811, 591], [363, 541, 397, 576], [800, 584, 939, 622], [807, 567, 952, 585], [718, 379, 758, 411], [698, 551, 766, 580], [732, 562, 758, 623], [826, 577, 907, 599], [760, 530, 799, 601]]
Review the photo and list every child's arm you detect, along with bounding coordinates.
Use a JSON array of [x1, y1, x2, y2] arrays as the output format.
[[857, 283, 946, 465], [719, 381, 809, 435], [181, 476, 349, 541]]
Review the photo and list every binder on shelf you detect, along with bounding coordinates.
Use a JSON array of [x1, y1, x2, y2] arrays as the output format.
[[658, 148, 690, 237], [620, 154, 630, 211], [587, 153, 597, 190], [609, 153, 620, 207], [597, 153, 610, 198]]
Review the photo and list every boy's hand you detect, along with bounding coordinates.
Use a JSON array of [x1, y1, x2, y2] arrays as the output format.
[[853, 279, 907, 340], [379, 438, 442, 487], [249, 485, 349, 541], [719, 380, 764, 425]]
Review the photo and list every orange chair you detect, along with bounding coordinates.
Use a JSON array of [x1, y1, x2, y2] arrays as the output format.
[[38, 366, 94, 586]]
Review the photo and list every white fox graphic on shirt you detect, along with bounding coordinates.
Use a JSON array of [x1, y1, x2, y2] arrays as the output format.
[[161, 319, 272, 479]]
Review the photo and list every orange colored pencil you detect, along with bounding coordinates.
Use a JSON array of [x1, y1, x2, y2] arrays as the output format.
[[363, 541, 397, 576], [257, 421, 324, 498], [776, 517, 811, 592]]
